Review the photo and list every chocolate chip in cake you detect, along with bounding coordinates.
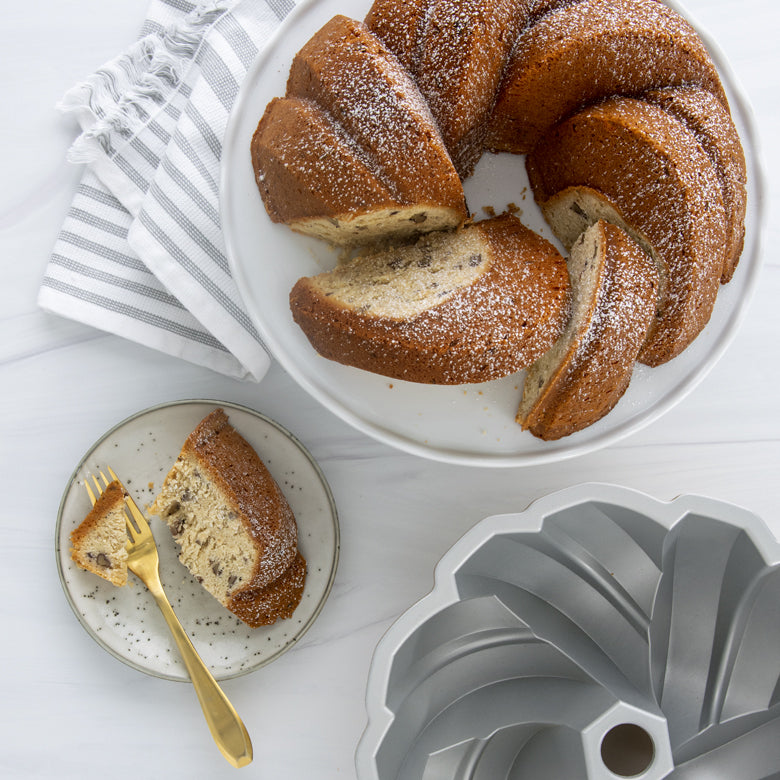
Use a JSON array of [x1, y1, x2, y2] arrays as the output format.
[[170, 516, 186, 537]]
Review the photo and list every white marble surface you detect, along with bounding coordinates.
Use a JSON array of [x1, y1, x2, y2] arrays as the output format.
[[1, 1, 778, 778]]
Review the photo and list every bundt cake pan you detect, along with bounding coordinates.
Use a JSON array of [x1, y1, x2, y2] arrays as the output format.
[[356, 484, 780, 779]]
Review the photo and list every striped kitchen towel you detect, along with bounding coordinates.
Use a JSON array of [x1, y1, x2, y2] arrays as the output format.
[[38, 0, 297, 380]]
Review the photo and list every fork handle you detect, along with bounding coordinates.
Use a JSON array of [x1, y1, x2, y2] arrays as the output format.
[[151, 588, 253, 768]]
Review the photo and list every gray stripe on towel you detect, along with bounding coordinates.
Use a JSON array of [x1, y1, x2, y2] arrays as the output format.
[[136, 207, 261, 341], [68, 207, 129, 240], [57, 232, 149, 273], [195, 41, 240, 112], [219, 13, 259, 69], [41, 275, 228, 350], [49, 253, 183, 307], [161, 155, 221, 226]]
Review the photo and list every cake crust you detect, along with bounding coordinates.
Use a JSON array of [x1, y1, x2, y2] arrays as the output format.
[[644, 86, 747, 283], [488, 0, 726, 154], [367, 0, 529, 178]]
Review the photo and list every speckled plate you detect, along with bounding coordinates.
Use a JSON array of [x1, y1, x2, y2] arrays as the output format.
[[55, 399, 339, 682], [222, 0, 764, 466]]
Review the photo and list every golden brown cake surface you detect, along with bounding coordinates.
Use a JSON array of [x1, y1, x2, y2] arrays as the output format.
[[289, 214, 570, 384], [488, 0, 726, 154], [70, 480, 128, 587], [251, 97, 397, 224], [644, 86, 747, 283], [252, 14, 467, 247], [366, 0, 529, 178], [149, 409, 305, 628], [526, 96, 726, 367], [518, 220, 658, 440]]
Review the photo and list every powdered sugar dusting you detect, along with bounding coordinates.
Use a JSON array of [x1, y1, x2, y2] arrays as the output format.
[[489, 0, 725, 153], [519, 221, 657, 438], [644, 86, 747, 282], [527, 96, 726, 365], [291, 215, 570, 384], [287, 15, 463, 206]]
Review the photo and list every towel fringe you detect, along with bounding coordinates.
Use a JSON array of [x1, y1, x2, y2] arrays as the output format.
[[60, 1, 238, 163]]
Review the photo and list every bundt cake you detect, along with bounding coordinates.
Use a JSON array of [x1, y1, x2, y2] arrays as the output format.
[[289, 213, 570, 384], [249, 0, 747, 438], [518, 220, 658, 440], [70, 479, 129, 587], [365, 0, 529, 178], [526, 96, 727, 367], [644, 86, 747, 283], [487, 0, 726, 155], [149, 409, 306, 628], [251, 14, 467, 247]]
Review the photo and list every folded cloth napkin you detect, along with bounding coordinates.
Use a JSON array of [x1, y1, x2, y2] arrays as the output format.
[[38, 0, 298, 380]]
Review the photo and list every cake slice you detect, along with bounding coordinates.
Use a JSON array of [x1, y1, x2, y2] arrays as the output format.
[[70, 480, 129, 587], [488, 0, 726, 154], [644, 86, 747, 283], [517, 220, 658, 439], [526, 96, 726, 366], [252, 14, 467, 247], [289, 213, 570, 384], [149, 409, 305, 628], [252, 97, 439, 246]]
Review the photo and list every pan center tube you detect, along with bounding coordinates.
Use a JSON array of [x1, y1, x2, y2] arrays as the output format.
[[600, 723, 655, 777]]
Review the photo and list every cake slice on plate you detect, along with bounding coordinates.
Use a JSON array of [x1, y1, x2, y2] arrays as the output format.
[[149, 409, 306, 628], [70, 480, 129, 587]]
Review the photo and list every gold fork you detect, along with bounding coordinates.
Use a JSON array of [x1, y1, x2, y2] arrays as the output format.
[[86, 467, 253, 768]]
